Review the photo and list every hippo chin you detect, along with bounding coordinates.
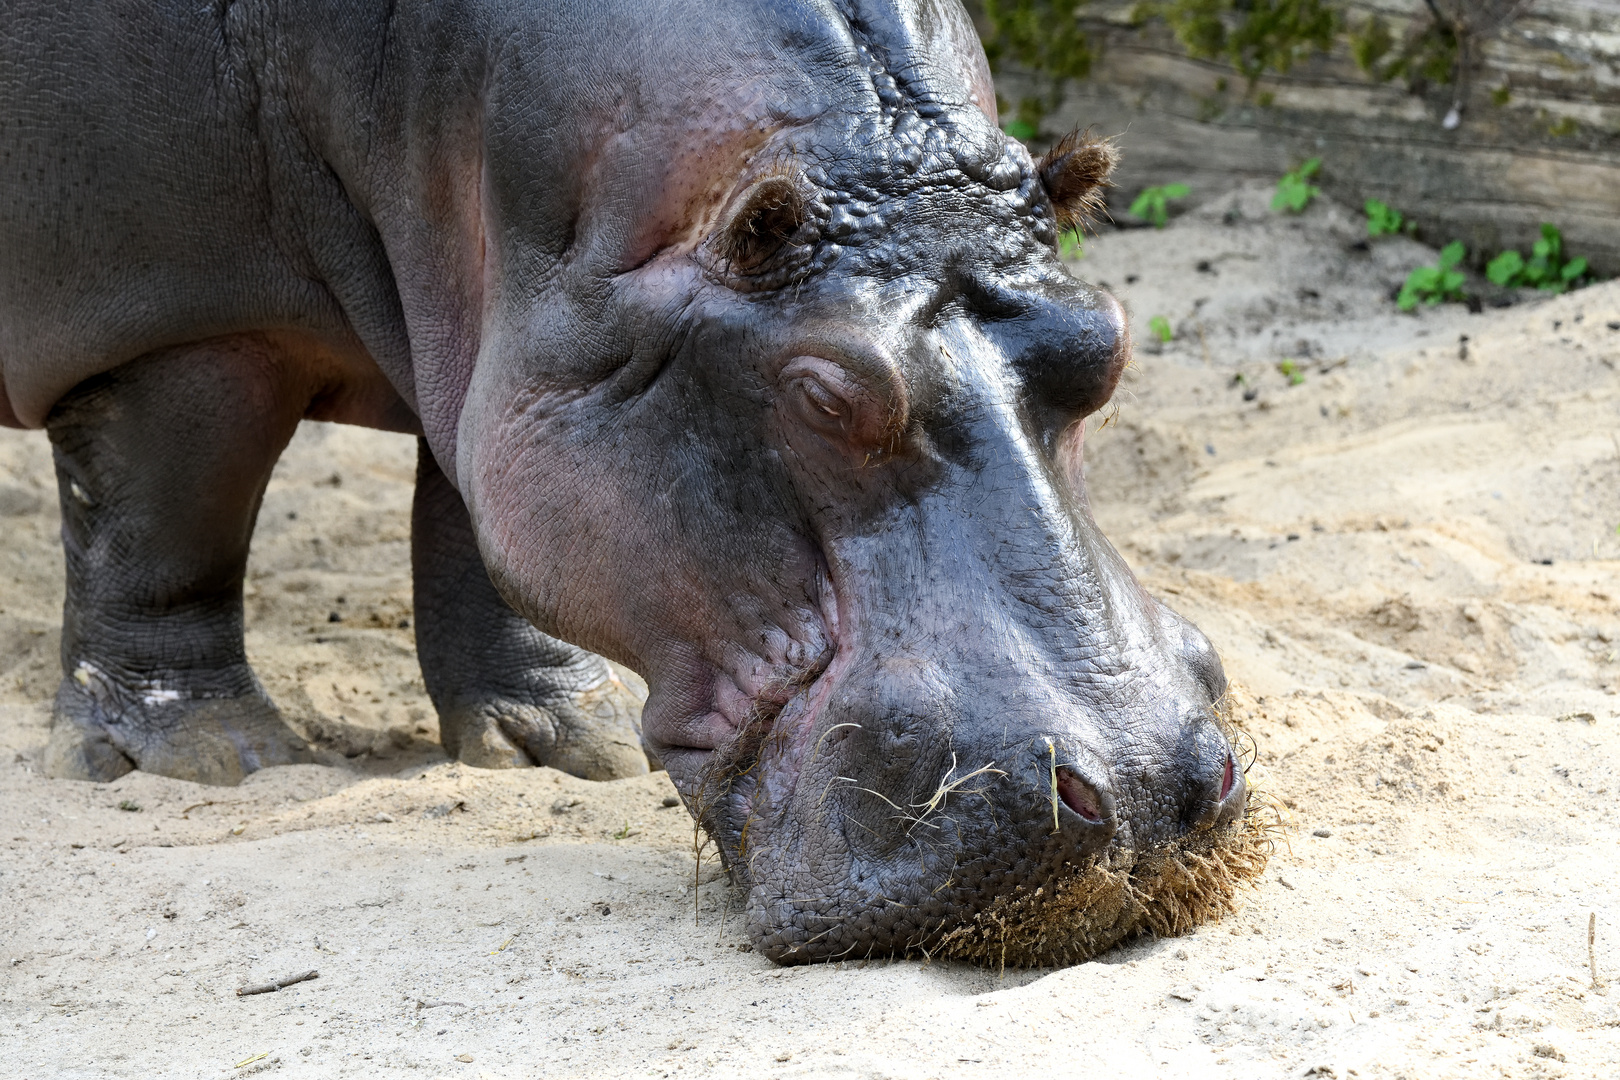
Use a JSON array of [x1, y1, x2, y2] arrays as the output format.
[[1, 0, 1265, 964]]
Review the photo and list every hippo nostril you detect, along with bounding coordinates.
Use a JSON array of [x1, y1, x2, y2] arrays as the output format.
[[1055, 767, 1104, 823], [1189, 750, 1246, 832]]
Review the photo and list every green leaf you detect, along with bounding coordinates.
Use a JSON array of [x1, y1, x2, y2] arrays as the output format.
[[1486, 250, 1524, 287], [1148, 315, 1174, 343], [1365, 199, 1403, 237], [1129, 183, 1190, 228], [1561, 256, 1587, 282], [1399, 245, 1471, 309], [1272, 178, 1314, 213], [1002, 119, 1038, 142], [1129, 191, 1167, 227], [1273, 159, 1323, 214]]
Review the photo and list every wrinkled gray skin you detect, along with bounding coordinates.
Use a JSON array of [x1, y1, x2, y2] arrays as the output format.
[[0, 0, 1244, 962]]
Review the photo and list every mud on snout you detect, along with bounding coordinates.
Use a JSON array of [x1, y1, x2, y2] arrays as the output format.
[[931, 784, 1279, 969], [688, 692, 1281, 968]]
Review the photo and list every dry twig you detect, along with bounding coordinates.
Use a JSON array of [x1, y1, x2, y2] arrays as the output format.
[[415, 997, 466, 1010], [235, 970, 318, 996], [1592, 911, 1602, 989]]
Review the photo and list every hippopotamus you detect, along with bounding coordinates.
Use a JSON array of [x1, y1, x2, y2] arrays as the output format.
[[1, 0, 1255, 963]]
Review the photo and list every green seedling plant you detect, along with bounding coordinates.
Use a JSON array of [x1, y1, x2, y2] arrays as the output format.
[[1001, 119, 1039, 142], [1397, 241, 1467, 310], [1130, 183, 1190, 228], [1365, 199, 1407, 237], [1148, 315, 1174, 343], [1487, 224, 1589, 294], [1273, 157, 1321, 213], [1059, 231, 1084, 260], [1276, 359, 1305, 385]]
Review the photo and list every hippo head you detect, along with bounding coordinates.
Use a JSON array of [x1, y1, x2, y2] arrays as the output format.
[[457, 0, 1264, 964]]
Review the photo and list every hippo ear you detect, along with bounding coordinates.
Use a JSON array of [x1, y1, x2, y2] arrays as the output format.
[[1036, 129, 1118, 234], [714, 174, 807, 271]]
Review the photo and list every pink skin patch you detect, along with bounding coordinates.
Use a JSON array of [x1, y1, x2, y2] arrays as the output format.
[[1055, 767, 1104, 823], [1219, 752, 1235, 802]]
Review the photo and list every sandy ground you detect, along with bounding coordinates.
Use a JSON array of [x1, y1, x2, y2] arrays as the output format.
[[2, 183, 1619, 1079]]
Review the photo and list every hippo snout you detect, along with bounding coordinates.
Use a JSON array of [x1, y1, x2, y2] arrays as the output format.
[[1038, 703, 1245, 859]]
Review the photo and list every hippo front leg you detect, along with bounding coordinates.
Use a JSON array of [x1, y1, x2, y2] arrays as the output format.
[[43, 341, 314, 785], [411, 441, 649, 780]]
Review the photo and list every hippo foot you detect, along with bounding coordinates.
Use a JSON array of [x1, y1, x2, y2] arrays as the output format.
[[45, 670, 313, 786], [442, 669, 649, 780]]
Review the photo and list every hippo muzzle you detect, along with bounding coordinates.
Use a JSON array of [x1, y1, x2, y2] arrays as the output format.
[[648, 300, 1257, 965]]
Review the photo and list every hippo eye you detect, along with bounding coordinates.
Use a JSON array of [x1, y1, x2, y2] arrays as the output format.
[[789, 371, 855, 438], [1035, 128, 1118, 236], [779, 356, 893, 452], [801, 377, 844, 419], [713, 175, 807, 272]]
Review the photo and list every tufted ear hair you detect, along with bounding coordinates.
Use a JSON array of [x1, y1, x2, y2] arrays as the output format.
[[712, 172, 809, 270], [1036, 129, 1118, 234]]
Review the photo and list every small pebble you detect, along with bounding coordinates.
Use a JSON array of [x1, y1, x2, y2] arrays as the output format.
[[1312, 828, 1332, 838]]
